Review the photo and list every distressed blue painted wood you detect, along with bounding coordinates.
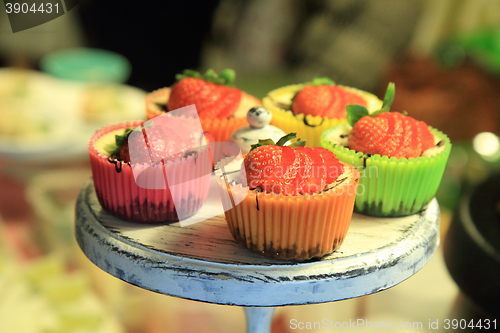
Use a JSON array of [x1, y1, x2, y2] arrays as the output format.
[[75, 179, 440, 332]]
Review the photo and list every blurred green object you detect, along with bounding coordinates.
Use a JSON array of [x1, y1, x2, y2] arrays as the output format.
[[40, 48, 131, 83], [436, 27, 500, 74], [435, 136, 500, 212]]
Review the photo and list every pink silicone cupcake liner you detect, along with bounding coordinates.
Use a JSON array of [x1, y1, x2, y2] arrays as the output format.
[[89, 121, 211, 223]]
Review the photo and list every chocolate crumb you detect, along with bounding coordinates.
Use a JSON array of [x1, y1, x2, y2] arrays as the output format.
[[249, 187, 262, 210], [363, 153, 372, 169], [271, 99, 292, 110], [107, 156, 122, 173], [303, 116, 325, 128], [155, 102, 167, 112], [325, 177, 348, 191]]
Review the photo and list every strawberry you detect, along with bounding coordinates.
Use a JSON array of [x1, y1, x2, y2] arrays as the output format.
[[105, 116, 208, 164], [167, 69, 242, 119], [291, 77, 368, 119], [346, 83, 435, 158], [296, 147, 325, 193], [244, 142, 296, 192], [317, 147, 344, 183], [243, 133, 344, 195]]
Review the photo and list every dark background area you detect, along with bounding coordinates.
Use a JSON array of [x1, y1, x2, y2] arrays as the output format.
[[78, 0, 220, 91]]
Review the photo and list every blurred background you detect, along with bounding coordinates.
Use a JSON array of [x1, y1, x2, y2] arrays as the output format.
[[0, 0, 499, 332]]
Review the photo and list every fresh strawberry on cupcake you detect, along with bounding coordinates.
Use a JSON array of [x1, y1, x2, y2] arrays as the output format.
[[262, 78, 382, 147], [146, 69, 261, 142], [216, 133, 359, 260], [89, 116, 212, 223], [321, 83, 451, 217]]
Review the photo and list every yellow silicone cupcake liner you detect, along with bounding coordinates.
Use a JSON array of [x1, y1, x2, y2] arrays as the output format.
[[321, 128, 451, 217], [217, 163, 359, 260], [263, 84, 382, 147], [145, 88, 259, 142]]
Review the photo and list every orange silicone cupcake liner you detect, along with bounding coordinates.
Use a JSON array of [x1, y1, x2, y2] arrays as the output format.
[[145, 87, 171, 120], [145, 88, 256, 142], [216, 162, 359, 260], [200, 117, 248, 142], [89, 121, 211, 223]]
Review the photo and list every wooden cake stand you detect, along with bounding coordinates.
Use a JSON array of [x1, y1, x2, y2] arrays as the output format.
[[75, 179, 440, 333]]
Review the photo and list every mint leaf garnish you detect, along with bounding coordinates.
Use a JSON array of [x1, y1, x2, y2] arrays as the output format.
[[276, 133, 297, 146], [381, 82, 395, 113], [249, 133, 307, 152], [104, 128, 133, 158], [250, 139, 276, 151], [289, 138, 306, 148], [311, 77, 335, 86], [345, 82, 396, 126], [346, 104, 370, 127], [175, 68, 236, 86], [219, 69, 236, 85]]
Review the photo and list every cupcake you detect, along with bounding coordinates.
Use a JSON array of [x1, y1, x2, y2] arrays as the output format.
[[262, 77, 382, 147], [216, 133, 359, 260], [321, 83, 451, 217], [145, 69, 262, 142], [89, 116, 212, 223]]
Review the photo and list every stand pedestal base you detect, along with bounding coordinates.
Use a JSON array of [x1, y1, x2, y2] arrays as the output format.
[[244, 307, 276, 333]]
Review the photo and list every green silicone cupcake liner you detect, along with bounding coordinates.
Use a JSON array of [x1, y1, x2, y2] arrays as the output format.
[[321, 127, 451, 217]]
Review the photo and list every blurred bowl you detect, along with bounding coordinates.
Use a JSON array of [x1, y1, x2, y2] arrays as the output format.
[[444, 172, 500, 316], [40, 48, 131, 83]]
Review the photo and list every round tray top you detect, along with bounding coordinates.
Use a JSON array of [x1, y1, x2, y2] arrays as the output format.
[[75, 178, 440, 306]]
